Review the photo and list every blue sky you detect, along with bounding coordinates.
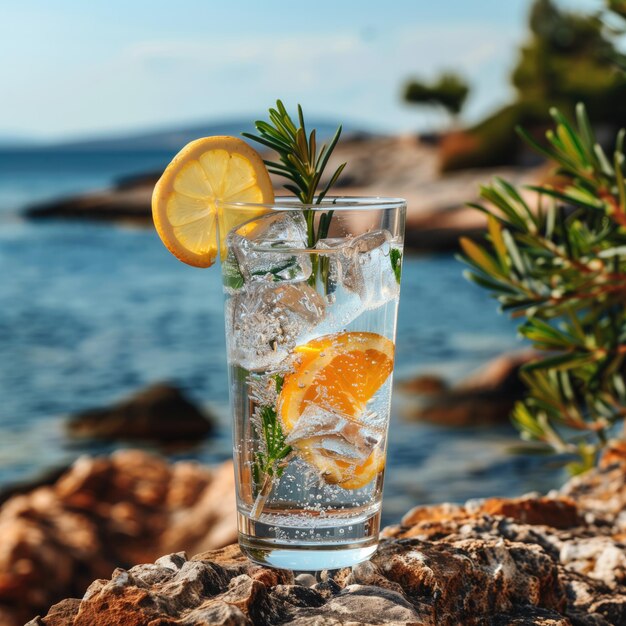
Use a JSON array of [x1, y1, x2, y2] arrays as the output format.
[[0, 0, 601, 140]]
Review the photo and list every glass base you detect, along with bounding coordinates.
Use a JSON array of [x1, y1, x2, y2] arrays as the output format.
[[237, 507, 381, 570], [239, 533, 378, 570]]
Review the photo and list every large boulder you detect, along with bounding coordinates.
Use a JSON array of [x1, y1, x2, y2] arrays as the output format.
[[66, 382, 214, 441], [28, 442, 626, 626], [0, 451, 235, 626], [400, 351, 534, 426]]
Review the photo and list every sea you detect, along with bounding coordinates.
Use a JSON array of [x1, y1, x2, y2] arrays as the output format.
[[0, 146, 566, 524]]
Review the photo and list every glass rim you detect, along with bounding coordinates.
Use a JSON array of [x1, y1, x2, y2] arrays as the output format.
[[218, 195, 407, 212]]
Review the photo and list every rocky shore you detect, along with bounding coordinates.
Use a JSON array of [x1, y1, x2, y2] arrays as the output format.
[[0, 451, 236, 626], [23, 135, 542, 252], [1, 443, 622, 625]]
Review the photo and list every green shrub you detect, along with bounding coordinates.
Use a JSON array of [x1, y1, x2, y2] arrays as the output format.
[[460, 104, 626, 472]]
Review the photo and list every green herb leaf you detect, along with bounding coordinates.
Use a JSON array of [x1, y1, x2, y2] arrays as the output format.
[[390, 248, 403, 284], [254, 400, 291, 483]]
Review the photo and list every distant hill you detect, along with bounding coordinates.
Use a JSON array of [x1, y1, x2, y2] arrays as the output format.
[[0, 134, 38, 148], [2, 119, 360, 153]]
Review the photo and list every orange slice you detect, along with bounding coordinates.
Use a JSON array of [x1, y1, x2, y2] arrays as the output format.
[[279, 332, 395, 489], [152, 136, 274, 267]]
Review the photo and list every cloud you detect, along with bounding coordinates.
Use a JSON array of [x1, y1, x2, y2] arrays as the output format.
[[127, 32, 363, 71], [2, 20, 523, 138], [114, 21, 520, 129]]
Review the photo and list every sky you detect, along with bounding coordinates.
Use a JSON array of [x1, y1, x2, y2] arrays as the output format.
[[0, 0, 602, 141]]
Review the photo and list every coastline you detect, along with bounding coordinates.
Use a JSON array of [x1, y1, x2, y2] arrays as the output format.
[[21, 134, 542, 253], [13, 443, 626, 626]]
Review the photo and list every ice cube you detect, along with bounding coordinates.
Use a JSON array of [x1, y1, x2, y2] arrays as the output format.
[[315, 229, 400, 317], [312, 238, 364, 333], [313, 237, 344, 295], [225, 282, 326, 370], [324, 230, 400, 309], [247, 210, 309, 246], [230, 212, 312, 283], [285, 405, 382, 464]]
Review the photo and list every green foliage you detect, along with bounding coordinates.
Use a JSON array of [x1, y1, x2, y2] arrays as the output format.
[[404, 72, 470, 117], [461, 104, 626, 472], [513, 0, 626, 120], [442, 0, 626, 171]]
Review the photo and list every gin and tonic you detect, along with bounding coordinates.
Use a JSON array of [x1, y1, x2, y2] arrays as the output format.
[[222, 197, 405, 570]]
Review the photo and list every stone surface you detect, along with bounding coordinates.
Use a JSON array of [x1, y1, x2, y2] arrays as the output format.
[[400, 351, 535, 426], [1, 451, 235, 626], [66, 382, 214, 441], [29, 442, 626, 626]]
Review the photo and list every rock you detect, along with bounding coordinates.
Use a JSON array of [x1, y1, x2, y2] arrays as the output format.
[[24, 599, 81, 626], [295, 573, 317, 588], [560, 440, 626, 526], [160, 461, 239, 554], [32, 442, 626, 625], [375, 538, 565, 620], [305, 584, 421, 624], [398, 374, 447, 395], [270, 583, 325, 608], [23, 186, 155, 223], [66, 382, 214, 441], [488, 607, 572, 625], [480, 496, 583, 529], [399, 350, 535, 426], [0, 451, 235, 626], [0, 464, 72, 507]]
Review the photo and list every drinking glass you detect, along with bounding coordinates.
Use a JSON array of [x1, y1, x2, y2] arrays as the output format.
[[220, 197, 406, 570]]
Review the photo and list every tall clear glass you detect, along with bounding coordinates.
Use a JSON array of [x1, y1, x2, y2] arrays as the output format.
[[220, 197, 406, 570]]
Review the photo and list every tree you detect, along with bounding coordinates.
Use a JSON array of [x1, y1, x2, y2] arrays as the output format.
[[512, 0, 626, 123], [457, 2, 626, 473], [440, 0, 626, 171], [403, 72, 470, 120]]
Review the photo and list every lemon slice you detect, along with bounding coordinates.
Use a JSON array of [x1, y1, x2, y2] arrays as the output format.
[[152, 136, 274, 267], [279, 332, 394, 489]]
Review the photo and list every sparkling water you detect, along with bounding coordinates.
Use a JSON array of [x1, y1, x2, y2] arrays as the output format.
[[223, 208, 403, 570]]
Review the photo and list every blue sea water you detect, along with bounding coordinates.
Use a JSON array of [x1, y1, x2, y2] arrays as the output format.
[[0, 148, 566, 524]]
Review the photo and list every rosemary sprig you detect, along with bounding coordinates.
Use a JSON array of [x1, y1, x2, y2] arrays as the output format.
[[251, 374, 292, 490], [243, 100, 347, 248], [252, 405, 292, 481]]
